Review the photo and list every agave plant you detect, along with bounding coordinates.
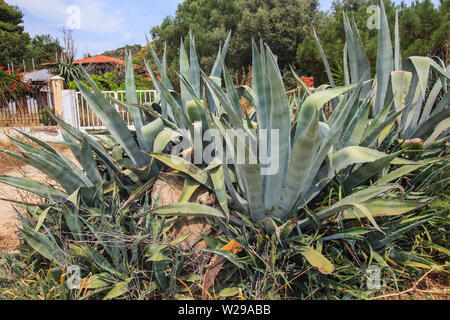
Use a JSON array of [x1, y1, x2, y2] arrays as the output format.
[[145, 1, 447, 250], [52, 52, 84, 87], [0, 0, 448, 299], [153, 43, 420, 230], [313, 1, 449, 148]]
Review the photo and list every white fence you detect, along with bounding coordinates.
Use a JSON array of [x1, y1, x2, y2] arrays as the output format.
[[62, 90, 156, 131], [4, 93, 53, 115]]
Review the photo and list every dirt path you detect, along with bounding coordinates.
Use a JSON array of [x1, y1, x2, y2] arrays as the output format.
[[0, 149, 75, 253]]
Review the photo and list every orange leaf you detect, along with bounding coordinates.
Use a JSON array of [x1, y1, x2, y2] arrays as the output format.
[[221, 239, 243, 254], [201, 239, 243, 300]]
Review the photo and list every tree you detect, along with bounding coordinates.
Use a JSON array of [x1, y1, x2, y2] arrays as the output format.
[[0, 1, 62, 71], [150, 0, 326, 88], [0, 0, 30, 69], [298, 0, 397, 85], [296, 36, 328, 84], [229, 0, 326, 87], [296, 0, 448, 86], [400, 0, 449, 62], [24, 34, 62, 68], [150, 0, 242, 86], [103, 44, 143, 61]]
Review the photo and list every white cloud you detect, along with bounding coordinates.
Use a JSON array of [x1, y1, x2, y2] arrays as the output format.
[[76, 0, 125, 35], [432, 0, 441, 6], [7, 0, 67, 22], [6, 0, 126, 35]]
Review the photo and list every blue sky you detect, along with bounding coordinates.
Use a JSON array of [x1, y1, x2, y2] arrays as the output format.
[[6, 0, 430, 58]]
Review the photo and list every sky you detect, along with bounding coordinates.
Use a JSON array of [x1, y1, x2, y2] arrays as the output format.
[[6, 0, 435, 58]]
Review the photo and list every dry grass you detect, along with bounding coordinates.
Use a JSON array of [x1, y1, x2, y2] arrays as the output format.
[[233, 66, 254, 115], [0, 141, 24, 174], [375, 269, 449, 300], [0, 138, 71, 253]]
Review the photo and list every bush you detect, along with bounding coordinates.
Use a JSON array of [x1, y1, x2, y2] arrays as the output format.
[[0, 67, 34, 102]]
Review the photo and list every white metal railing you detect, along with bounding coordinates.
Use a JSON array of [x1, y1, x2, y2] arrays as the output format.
[[73, 90, 156, 130]]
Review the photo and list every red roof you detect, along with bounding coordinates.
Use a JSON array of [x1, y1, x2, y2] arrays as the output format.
[[41, 55, 142, 69], [73, 55, 127, 65]]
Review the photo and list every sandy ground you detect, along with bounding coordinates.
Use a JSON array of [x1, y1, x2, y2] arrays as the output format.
[[0, 149, 75, 253]]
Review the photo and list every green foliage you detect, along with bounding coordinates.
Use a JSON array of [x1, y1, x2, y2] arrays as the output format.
[[39, 108, 57, 126], [296, 0, 449, 85], [296, 36, 328, 84], [53, 53, 83, 88], [68, 72, 153, 91], [24, 34, 62, 67], [0, 1, 61, 69], [0, 0, 448, 301], [150, 0, 241, 86], [102, 44, 143, 60], [69, 74, 118, 91], [0, 190, 191, 300], [229, 0, 326, 88], [150, 0, 326, 88], [0, 0, 30, 68]]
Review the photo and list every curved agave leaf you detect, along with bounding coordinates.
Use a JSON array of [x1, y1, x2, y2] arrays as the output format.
[[223, 65, 244, 118], [241, 163, 265, 222], [279, 107, 320, 217], [342, 199, 425, 219], [75, 69, 149, 168], [150, 202, 226, 219], [209, 162, 230, 220], [0, 176, 67, 202], [338, 92, 372, 147], [412, 101, 450, 139], [144, 59, 186, 128], [103, 280, 130, 300], [146, 37, 174, 119], [189, 31, 201, 97], [20, 225, 68, 266], [303, 146, 401, 203], [149, 153, 212, 188], [343, 152, 401, 191], [9, 132, 93, 187], [296, 84, 357, 141], [252, 39, 271, 132], [424, 117, 450, 146], [394, 10, 401, 71], [211, 31, 232, 78], [49, 112, 119, 174], [79, 137, 103, 185], [400, 56, 450, 138], [0, 149, 85, 193], [374, 0, 394, 116], [343, 13, 370, 96], [313, 28, 335, 87], [297, 184, 395, 230], [262, 44, 291, 213], [142, 118, 165, 151], [391, 71, 412, 113], [333, 146, 396, 172], [179, 177, 200, 202], [180, 39, 192, 108], [125, 50, 149, 152]]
